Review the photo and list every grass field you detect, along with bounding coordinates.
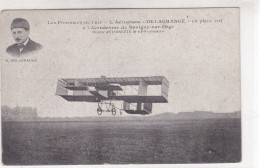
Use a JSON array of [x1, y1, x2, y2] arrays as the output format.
[[2, 118, 241, 165]]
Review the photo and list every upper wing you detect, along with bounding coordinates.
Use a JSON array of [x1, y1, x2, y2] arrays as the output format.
[[56, 76, 169, 103]]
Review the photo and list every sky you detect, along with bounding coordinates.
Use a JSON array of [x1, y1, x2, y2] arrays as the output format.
[[0, 9, 240, 117]]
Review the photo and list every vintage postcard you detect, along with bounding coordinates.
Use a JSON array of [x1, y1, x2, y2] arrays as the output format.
[[0, 8, 241, 165]]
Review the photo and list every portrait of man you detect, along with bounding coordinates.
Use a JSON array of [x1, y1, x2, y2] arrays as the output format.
[[6, 18, 42, 56]]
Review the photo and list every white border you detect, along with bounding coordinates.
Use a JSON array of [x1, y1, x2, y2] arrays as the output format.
[[0, 0, 259, 168]]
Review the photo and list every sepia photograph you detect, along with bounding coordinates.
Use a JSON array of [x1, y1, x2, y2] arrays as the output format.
[[0, 8, 242, 165], [6, 18, 43, 57]]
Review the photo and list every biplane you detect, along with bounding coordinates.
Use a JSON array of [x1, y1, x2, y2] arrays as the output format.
[[56, 76, 169, 115]]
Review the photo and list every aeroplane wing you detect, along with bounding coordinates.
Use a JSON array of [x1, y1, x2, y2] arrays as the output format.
[[62, 76, 168, 86], [110, 95, 167, 103], [56, 76, 169, 103], [60, 95, 100, 102]]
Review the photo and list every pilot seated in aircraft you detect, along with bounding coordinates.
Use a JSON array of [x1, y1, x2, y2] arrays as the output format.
[[108, 90, 116, 96], [6, 18, 42, 57]]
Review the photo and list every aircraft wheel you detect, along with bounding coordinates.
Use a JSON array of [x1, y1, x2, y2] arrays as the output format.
[[97, 107, 102, 115], [112, 108, 116, 116]]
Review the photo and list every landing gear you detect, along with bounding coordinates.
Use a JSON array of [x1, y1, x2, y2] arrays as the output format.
[[97, 106, 102, 115], [97, 101, 117, 116], [112, 107, 116, 116]]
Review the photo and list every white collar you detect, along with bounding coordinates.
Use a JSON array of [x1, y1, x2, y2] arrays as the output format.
[[18, 38, 29, 46]]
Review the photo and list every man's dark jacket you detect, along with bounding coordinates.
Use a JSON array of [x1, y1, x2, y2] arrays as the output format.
[[6, 39, 42, 56]]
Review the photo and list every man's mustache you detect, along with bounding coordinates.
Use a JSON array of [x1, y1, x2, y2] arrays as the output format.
[[15, 38, 21, 41]]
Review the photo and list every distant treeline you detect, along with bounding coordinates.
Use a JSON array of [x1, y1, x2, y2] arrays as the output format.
[[1, 105, 241, 122], [35, 111, 241, 122], [1, 105, 38, 121], [154, 111, 241, 120]]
